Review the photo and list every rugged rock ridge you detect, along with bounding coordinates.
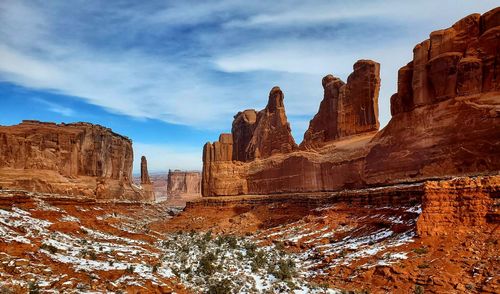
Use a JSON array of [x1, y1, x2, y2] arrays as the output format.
[[244, 87, 297, 160], [167, 170, 201, 203], [202, 8, 500, 197], [231, 87, 297, 162], [390, 10, 499, 115], [202, 87, 297, 196], [302, 60, 380, 148], [365, 8, 500, 184], [0, 120, 149, 201]]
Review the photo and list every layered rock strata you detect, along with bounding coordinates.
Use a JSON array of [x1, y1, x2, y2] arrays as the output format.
[[416, 176, 500, 236], [202, 8, 500, 197], [0, 120, 149, 201]]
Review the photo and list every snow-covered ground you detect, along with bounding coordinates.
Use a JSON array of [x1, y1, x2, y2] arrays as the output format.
[[0, 198, 420, 293]]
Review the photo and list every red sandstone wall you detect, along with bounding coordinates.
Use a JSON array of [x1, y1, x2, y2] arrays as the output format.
[[167, 170, 201, 197], [202, 8, 500, 197], [416, 176, 499, 236], [0, 120, 148, 201]]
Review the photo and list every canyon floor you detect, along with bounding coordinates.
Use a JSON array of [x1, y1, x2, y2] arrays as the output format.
[[0, 187, 498, 294]]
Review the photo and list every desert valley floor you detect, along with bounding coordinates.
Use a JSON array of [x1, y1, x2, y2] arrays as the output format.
[[0, 177, 498, 293]]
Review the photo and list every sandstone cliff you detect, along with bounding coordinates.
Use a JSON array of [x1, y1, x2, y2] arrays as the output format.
[[302, 60, 380, 149], [416, 176, 499, 236], [0, 120, 150, 201], [202, 8, 500, 197], [202, 87, 298, 196], [167, 170, 201, 204]]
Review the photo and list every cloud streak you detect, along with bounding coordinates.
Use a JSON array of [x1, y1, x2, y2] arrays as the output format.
[[32, 97, 75, 117]]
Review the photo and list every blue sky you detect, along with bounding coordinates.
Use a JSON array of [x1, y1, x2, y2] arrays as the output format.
[[0, 1, 498, 173]]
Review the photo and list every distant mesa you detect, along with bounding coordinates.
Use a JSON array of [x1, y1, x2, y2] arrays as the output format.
[[0, 120, 153, 202], [167, 169, 201, 197]]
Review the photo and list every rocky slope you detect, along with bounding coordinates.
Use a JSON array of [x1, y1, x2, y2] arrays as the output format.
[[160, 175, 500, 293], [0, 120, 150, 202], [0, 176, 498, 293], [202, 8, 500, 197]]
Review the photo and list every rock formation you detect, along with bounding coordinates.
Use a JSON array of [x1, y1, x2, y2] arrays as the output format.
[[244, 87, 297, 160], [389, 11, 499, 115], [167, 170, 201, 204], [229, 87, 298, 162], [140, 156, 151, 184], [232, 110, 257, 162], [416, 176, 499, 236], [202, 8, 500, 197], [0, 120, 150, 201], [202, 87, 298, 195], [167, 170, 201, 195], [139, 155, 155, 202], [302, 60, 380, 148], [365, 9, 500, 184]]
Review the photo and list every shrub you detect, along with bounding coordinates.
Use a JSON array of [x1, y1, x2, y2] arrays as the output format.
[[251, 250, 267, 272], [272, 259, 296, 281], [28, 281, 39, 294], [152, 263, 159, 273], [274, 241, 285, 251], [413, 247, 428, 255], [198, 252, 217, 275], [0, 285, 13, 294], [180, 244, 190, 253], [227, 236, 238, 249], [126, 265, 135, 274], [208, 278, 232, 294], [244, 242, 257, 257], [417, 262, 430, 269], [414, 285, 424, 294], [89, 251, 97, 260], [203, 230, 212, 242], [215, 235, 238, 249], [40, 243, 58, 254]]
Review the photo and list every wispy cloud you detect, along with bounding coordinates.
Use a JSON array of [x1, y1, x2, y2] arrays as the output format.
[[32, 97, 74, 117]]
